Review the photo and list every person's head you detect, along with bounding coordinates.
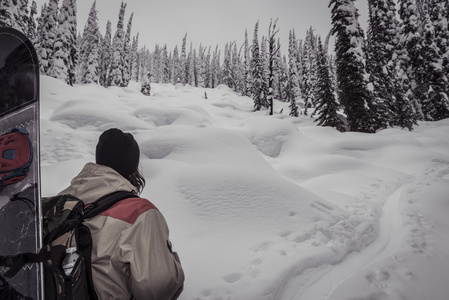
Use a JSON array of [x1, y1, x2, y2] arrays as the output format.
[[95, 128, 145, 193]]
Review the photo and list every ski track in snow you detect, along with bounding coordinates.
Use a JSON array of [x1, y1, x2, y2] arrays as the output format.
[[291, 184, 406, 300], [285, 161, 449, 300]]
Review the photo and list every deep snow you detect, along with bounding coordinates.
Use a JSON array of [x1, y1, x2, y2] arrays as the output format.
[[38, 76, 449, 300]]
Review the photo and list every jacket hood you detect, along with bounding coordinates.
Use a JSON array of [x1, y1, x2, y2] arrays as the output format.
[[58, 162, 137, 204]]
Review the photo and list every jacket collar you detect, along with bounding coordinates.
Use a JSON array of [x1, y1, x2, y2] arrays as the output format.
[[58, 162, 137, 204]]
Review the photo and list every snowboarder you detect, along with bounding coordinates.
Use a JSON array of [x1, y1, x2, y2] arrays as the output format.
[[58, 128, 184, 299]]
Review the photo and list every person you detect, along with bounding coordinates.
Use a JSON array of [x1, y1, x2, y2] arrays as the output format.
[[58, 128, 184, 300]]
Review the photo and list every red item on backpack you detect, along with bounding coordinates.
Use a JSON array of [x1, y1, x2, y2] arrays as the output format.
[[0, 128, 33, 191]]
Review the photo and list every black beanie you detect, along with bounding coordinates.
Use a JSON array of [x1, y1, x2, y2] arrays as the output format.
[[95, 128, 140, 179]]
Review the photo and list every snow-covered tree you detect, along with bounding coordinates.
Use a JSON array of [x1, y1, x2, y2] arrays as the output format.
[[276, 52, 289, 102], [222, 42, 233, 88], [251, 21, 269, 111], [179, 33, 187, 84], [287, 30, 300, 117], [140, 47, 151, 96], [420, 8, 449, 120], [204, 46, 212, 88], [300, 27, 319, 115], [0, 0, 28, 33], [0, 0, 15, 28], [267, 19, 280, 115], [16, 0, 30, 34], [366, 0, 417, 130], [108, 2, 126, 87], [77, 1, 100, 84], [27, 1, 38, 41], [243, 29, 252, 97], [99, 20, 112, 87], [260, 35, 270, 105], [398, 0, 426, 118], [233, 42, 243, 92], [314, 37, 345, 131], [122, 12, 133, 86], [196, 45, 206, 88], [171, 45, 181, 84], [187, 43, 195, 85], [210, 46, 220, 88], [36, 0, 59, 74], [48, 0, 77, 85], [130, 33, 139, 81], [330, 0, 378, 133], [161, 44, 170, 84]]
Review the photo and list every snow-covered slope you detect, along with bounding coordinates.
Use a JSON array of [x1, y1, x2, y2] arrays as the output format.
[[40, 76, 449, 300]]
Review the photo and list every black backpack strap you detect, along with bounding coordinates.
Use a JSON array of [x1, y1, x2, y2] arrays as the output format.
[[83, 191, 137, 220], [1, 251, 51, 278]]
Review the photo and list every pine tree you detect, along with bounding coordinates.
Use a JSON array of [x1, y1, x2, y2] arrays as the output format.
[[77, 1, 100, 84], [260, 36, 270, 106], [0, 0, 28, 33], [398, 0, 426, 119], [204, 47, 212, 88], [108, 2, 126, 87], [140, 48, 151, 96], [277, 54, 289, 102], [27, 1, 38, 41], [251, 21, 269, 111], [99, 20, 112, 87], [36, 0, 59, 75], [16, 0, 29, 34], [301, 27, 318, 115], [0, 0, 15, 28], [210, 46, 221, 88], [267, 19, 280, 115], [187, 43, 195, 85], [48, 0, 77, 85], [272, 39, 284, 101], [222, 42, 233, 88], [243, 29, 252, 97], [330, 0, 378, 133], [232, 42, 244, 93], [131, 33, 139, 81], [287, 30, 300, 117], [171, 45, 181, 84], [366, 0, 417, 130], [180, 33, 187, 84], [152, 44, 161, 83], [162, 44, 170, 84], [196, 45, 206, 88], [420, 7, 449, 120], [314, 37, 345, 131], [122, 12, 133, 86]]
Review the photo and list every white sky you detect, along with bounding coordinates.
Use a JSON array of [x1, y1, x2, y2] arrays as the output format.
[[34, 0, 369, 55]]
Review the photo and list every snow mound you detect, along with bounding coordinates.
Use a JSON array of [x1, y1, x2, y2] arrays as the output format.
[[134, 106, 212, 127]]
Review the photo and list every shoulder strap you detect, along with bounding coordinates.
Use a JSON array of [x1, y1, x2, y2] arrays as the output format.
[[83, 190, 137, 220], [0, 191, 137, 279]]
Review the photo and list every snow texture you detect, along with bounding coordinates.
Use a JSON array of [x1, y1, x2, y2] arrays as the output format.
[[39, 76, 449, 300]]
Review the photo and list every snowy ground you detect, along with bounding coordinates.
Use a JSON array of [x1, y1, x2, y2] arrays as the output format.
[[39, 76, 449, 300]]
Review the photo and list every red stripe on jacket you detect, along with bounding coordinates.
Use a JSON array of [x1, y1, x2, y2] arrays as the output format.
[[100, 197, 158, 224]]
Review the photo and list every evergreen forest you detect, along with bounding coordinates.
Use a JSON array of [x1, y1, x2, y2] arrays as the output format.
[[1, 0, 448, 133]]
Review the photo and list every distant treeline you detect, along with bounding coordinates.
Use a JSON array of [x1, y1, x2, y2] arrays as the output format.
[[1, 0, 448, 132]]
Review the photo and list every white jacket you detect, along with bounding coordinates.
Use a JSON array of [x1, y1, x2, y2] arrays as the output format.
[[58, 163, 184, 300]]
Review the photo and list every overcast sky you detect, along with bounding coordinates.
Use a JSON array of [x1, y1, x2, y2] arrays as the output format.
[[34, 0, 369, 54]]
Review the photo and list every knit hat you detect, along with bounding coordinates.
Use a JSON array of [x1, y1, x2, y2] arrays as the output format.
[[95, 128, 140, 179]]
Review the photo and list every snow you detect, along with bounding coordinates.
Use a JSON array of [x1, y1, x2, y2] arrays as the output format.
[[40, 75, 449, 300]]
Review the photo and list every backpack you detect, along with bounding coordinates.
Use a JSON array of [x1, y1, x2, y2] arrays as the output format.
[[0, 128, 33, 191], [0, 190, 136, 300]]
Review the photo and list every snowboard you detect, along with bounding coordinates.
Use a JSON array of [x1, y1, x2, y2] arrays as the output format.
[[0, 27, 43, 300]]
